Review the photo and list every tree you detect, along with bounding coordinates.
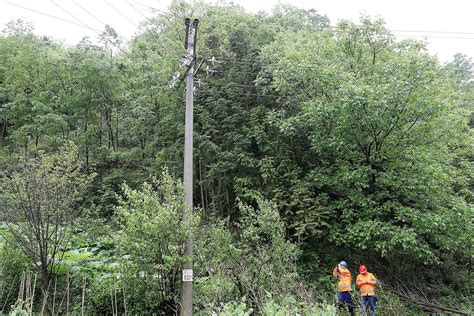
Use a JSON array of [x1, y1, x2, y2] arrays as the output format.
[[258, 17, 472, 285], [115, 171, 197, 313], [451, 53, 473, 86], [0, 143, 89, 308]]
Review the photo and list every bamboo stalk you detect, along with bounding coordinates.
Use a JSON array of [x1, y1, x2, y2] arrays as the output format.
[[0, 265, 5, 300], [30, 273, 37, 313], [18, 271, 25, 302], [2, 274, 17, 313], [110, 288, 114, 316], [0, 275, 6, 304], [81, 275, 86, 316], [114, 286, 118, 315], [66, 275, 70, 316], [59, 274, 70, 315], [52, 276, 57, 315], [123, 285, 127, 316], [41, 278, 51, 315], [58, 286, 66, 314], [24, 271, 30, 304]]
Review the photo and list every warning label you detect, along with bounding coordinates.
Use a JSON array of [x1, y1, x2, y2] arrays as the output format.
[[182, 269, 193, 282]]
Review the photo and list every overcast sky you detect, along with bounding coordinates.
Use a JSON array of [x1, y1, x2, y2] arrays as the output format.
[[0, 0, 473, 62]]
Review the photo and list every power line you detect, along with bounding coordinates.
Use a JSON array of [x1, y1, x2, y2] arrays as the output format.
[[287, 24, 474, 40], [50, 0, 99, 34], [126, 2, 162, 41], [125, 0, 182, 40], [195, 80, 296, 99], [105, 0, 171, 46], [70, 0, 128, 42], [194, 80, 271, 89], [388, 29, 474, 36], [104, 0, 139, 28], [196, 89, 298, 99], [128, 2, 153, 23], [325, 24, 474, 37], [128, 0, 174, 17], [199, 54, 469, 75], [5, 0, 102, 33], [203, 80, 306, 94], [394, 34, 474, 40], [72, 0, 106, 27], [6, 0, 128, 53], [202, 69, 263, 76]]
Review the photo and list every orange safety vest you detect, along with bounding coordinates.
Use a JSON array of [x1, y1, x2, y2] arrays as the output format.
[[356, 272, 376, 296], [332, 265, 352, 292]]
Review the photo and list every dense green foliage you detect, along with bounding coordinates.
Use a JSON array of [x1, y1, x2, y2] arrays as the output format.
[[0, 1, 472, 314]]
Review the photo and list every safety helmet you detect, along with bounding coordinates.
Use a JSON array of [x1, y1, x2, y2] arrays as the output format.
[[339, 260, 348, 267], [359, 265, 368, 273]]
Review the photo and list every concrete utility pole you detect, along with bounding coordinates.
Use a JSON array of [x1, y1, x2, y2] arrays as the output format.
[[181, 17, 199, 316]]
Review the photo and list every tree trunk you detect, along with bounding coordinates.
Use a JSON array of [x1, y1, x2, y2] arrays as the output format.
[[140, 138, 145, 160], [199, 157, 206, 213], [40, 268, 53, 313], [84, 121, 90, 173], [0, 120, 7, 143], [115, 113, 119, 151]]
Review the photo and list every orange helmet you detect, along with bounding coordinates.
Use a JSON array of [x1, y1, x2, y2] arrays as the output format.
[[359, 265, 368, 273]]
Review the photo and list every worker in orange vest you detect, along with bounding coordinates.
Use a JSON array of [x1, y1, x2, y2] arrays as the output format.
[[332, 260, 355, 316], [356, 265, 377, 316]]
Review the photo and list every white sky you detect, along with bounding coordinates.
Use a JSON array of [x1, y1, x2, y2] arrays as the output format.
[[0, 0, 473, 62]]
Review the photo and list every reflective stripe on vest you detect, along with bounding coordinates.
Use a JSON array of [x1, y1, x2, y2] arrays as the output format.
[[338, 270, 352, 292], [339, 284, 352, 291], [360, 289, 375, 295], [357, 273, 376, 296]]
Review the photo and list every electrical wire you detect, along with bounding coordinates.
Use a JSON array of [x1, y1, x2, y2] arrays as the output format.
[[194, 80, 271, 90], [198, 54, 464, 75], [394, 34, 474, 40], [51, 0, 86, 27], [128, 0, 174, 17], [71, 0, 106, 27], [69, 1, 134, 43], [325, 24, 474, 37], [104, 0, 139, 28], [128, 2, 154, 24], [198, 87, 310, 99], [126, 2, 162, 41], [197, 90, 292, 99], [4, 0, 102, 33], [194, 80, 295, 99], [200, 55, 320, 73], [6, 0, 129, 54], [381, 29, 474, 36], [124, 0, 182, 40], [202, 69, 263, 76], [201, 55, 259, 63]]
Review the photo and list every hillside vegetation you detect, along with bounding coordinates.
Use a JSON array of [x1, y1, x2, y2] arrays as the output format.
[[0, 1, 472, 314]]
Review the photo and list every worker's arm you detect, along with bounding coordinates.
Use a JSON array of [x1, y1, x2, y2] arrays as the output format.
[[332, 267, 339, 278], [369, 273, 376, 286], [356, 275, 362, 287]]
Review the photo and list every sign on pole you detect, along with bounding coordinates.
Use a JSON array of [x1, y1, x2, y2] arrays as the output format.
[[182, 269, 193, 282]]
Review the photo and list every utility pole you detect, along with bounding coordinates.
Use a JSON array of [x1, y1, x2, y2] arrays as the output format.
[[181, 17, 199, 316]]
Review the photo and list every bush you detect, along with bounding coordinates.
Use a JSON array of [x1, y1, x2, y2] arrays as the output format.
[[261, 298, 336, 316], [195, 198, 315, 312], [76, 175, 323, 313], [114, 171, 199, 313], [0, 235, 30, 313]]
